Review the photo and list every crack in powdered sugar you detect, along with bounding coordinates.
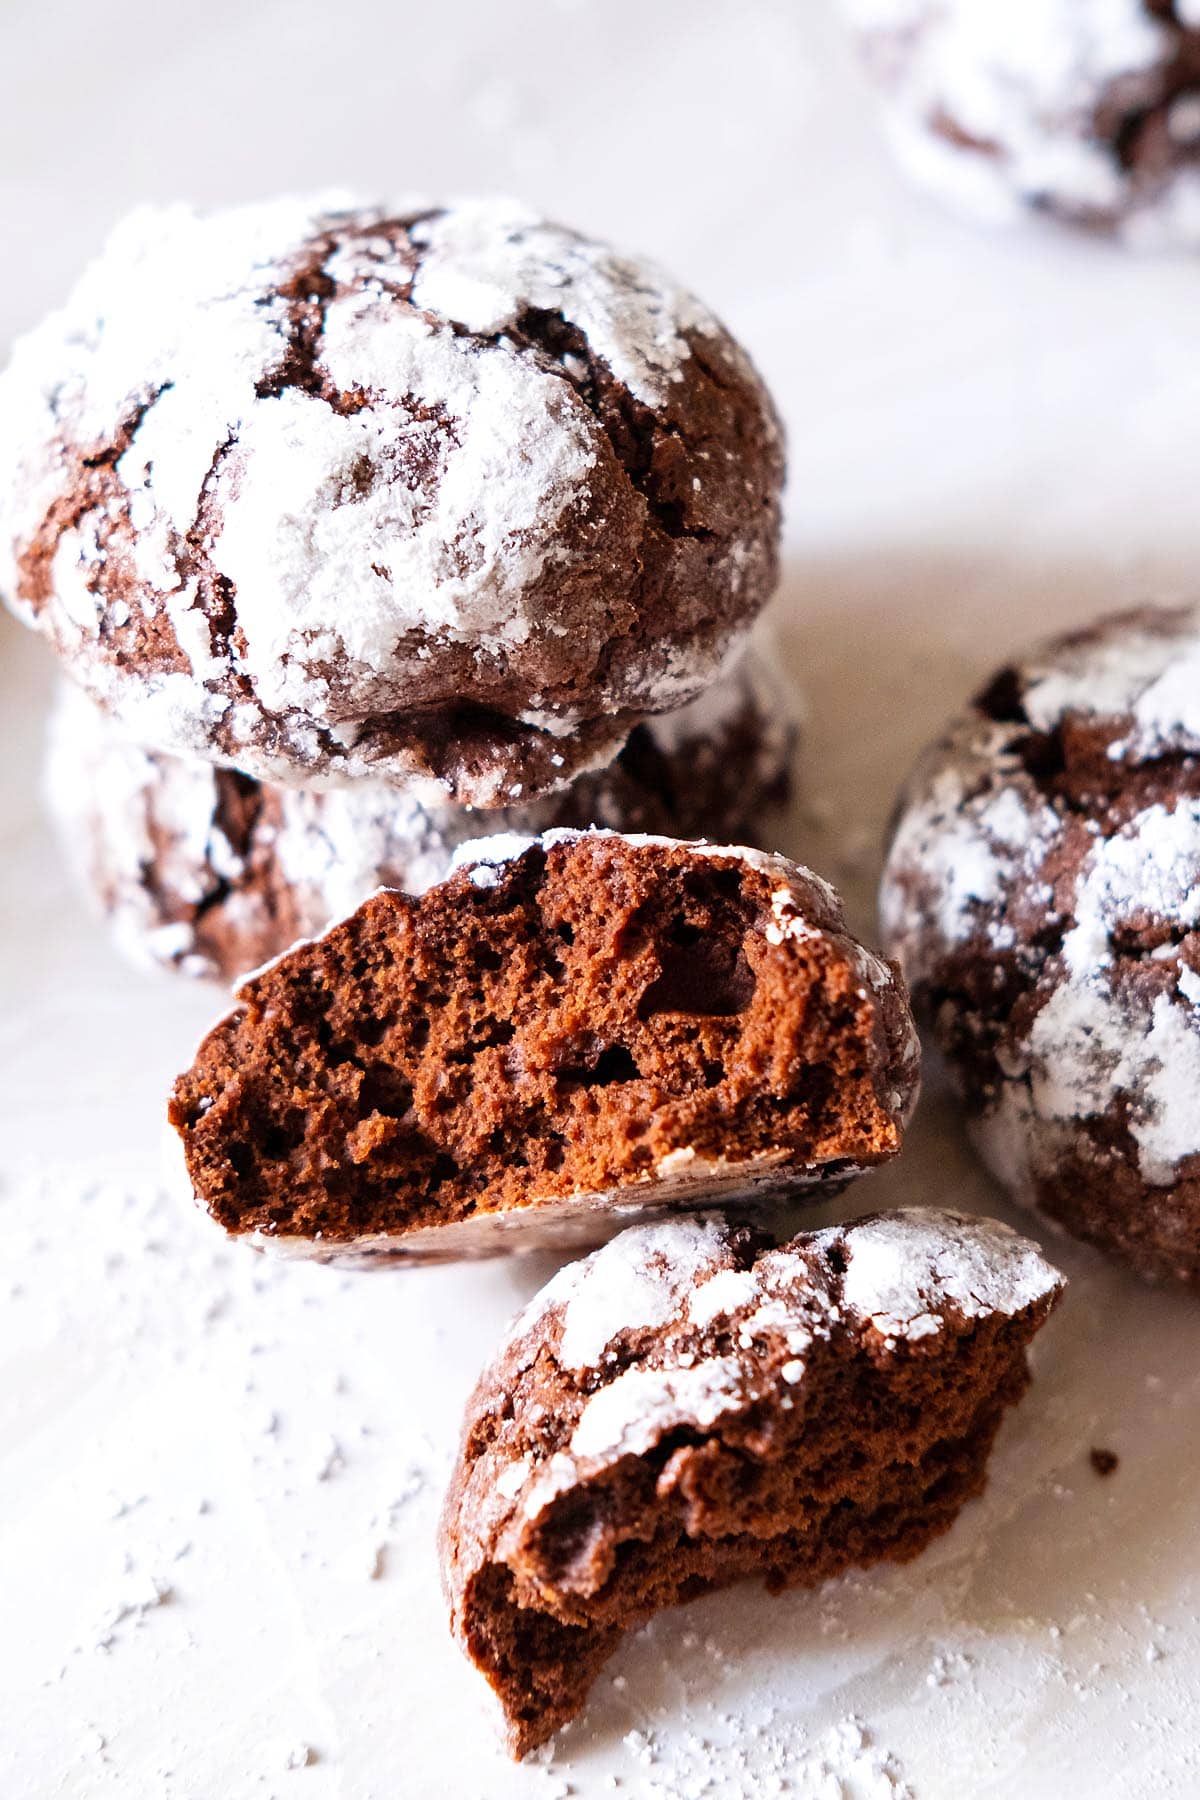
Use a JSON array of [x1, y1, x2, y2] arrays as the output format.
[[882, 605, 1200, 1211], [1020, 800, 1200, 1185], [0, 195, 776, 797], [501, 1210, 1061, 1508]]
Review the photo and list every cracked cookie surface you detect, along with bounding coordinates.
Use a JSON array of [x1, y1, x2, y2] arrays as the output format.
[[0, 196, 784, 804], [440, 1208, 1063, 1755], [841, 0, 1200, 247], [881, 606, 1200, 1286]]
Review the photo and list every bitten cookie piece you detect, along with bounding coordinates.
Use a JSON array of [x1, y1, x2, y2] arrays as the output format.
[[168, 832, 918, 1263], [841, 0, 1200, 248], [0, 196, 784, 805], [881, 606, 1200, 1287], [440, 1208, 1063, 1755], [47, 647, 799, 982]]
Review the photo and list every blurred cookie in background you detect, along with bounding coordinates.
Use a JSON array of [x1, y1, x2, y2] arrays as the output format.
[[840, 0, 1200, 248]]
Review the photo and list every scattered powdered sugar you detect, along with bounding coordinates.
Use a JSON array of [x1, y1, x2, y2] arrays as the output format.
[[90, 1572, 174, 1653], [578, 1703, 915, 1800], [794, 1715, 914, 1799]]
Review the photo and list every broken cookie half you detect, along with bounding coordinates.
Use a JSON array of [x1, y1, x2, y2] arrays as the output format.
[[440, 1208, 1064, 1755], [168, 830, 919, 1264]]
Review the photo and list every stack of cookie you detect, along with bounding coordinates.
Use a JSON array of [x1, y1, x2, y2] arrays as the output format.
[[0, 195, 796, 982], [0, 196, 1073, 1759]]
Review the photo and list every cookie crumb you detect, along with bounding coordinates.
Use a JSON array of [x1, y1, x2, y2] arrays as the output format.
[[171, 833, 918, 1263], [1089, 1447, 1119, 1478]]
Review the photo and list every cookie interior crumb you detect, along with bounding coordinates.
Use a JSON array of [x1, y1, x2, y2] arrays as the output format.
[[169, 834, 917, 1255]]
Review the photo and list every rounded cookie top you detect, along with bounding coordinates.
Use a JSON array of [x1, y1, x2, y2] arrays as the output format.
[[443, 1204, 1062, 1612], [881, 605, 1200, 1285], [1, 196, 784, 803], [841, 0, 1200, 246]]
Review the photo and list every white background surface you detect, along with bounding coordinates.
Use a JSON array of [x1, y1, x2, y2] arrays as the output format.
[[3, 3, 1200, 1795]]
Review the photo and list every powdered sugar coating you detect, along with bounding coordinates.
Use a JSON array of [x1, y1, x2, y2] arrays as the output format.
[[1018, 801, 1200, 1185], [488, 1207, 1062, 1499], [1016, 606, 1200, 759], [836, 1209, 1063, 1342], [505, 1215, 736, 1370], [441, 1205, 1063, 1756], [568, 1356, 750, 1460], [879, 715, 1058, 986], [882, 606, 1200, 1286], [46, 645, 799, 982], [841, 0, 1200, 247], [0, 196, 784, 804]]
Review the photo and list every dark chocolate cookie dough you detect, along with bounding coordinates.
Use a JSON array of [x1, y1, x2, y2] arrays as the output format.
[[170, 831, 919, 1263]]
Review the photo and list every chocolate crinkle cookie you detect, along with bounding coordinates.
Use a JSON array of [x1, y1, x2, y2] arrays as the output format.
[[0, 196, 784, 805], [47, 645, 799, 983], [840, 0, 1200, 247], [440, 1208, 1064, 1755], [881, 605, 1200, 1287], [169, 831, 919, 1264]]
